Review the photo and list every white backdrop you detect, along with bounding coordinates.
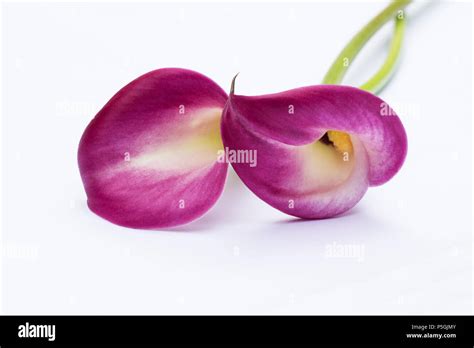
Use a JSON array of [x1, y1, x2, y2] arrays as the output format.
[[1, 0, 472, 314]]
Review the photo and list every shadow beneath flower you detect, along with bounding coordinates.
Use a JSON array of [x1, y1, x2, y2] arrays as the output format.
[[258, 205, 401, 245], [155, 168, 250, 233], [274, 207, 360, 225]]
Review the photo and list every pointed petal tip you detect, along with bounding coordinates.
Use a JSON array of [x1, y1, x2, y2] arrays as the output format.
[[230, 72, 240, 96]]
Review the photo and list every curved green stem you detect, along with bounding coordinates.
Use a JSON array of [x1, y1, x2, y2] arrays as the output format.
[[322, 0, 411, 86], [360, 14, 406, 93]]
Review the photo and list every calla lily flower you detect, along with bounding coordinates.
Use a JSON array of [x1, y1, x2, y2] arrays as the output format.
[[78, 68, 228, 229], [78, 0, 411, 228], [221, 84, 407, 219]]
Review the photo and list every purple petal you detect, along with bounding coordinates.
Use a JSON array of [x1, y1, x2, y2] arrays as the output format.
[[221, 84, 407, 218], [78, 68, 228, 229]]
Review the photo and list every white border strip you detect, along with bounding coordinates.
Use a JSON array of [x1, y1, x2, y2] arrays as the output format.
[[1, 0, 472, 3], [0, 0, 472, 317], [471, 0, 474, 316], [0, 0, 4, 315]]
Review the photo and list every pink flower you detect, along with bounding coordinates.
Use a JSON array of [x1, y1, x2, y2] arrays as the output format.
[[78, 68, 228, 229], [221, 84, 407, 218]]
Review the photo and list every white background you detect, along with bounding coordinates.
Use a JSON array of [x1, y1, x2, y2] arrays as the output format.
[[1, 0, 472, 314]]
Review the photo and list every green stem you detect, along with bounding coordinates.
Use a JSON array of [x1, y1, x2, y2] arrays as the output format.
[[360, 14, 406, 93], [322, 0, 411, 86]]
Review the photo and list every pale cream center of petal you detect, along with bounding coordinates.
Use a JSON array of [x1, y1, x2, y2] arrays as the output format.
[[130, 107, 223, 172], [299, 131, 355, 193]]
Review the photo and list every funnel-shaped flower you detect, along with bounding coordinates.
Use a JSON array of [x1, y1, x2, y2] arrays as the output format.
[[78, 68, 228, 229], [221, 84, 407, 219]]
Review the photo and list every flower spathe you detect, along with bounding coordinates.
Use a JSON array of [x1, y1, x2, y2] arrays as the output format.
[[78, 68, 228, 229], [221, 84, 407, 219], [78, 1, 412, 228]]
